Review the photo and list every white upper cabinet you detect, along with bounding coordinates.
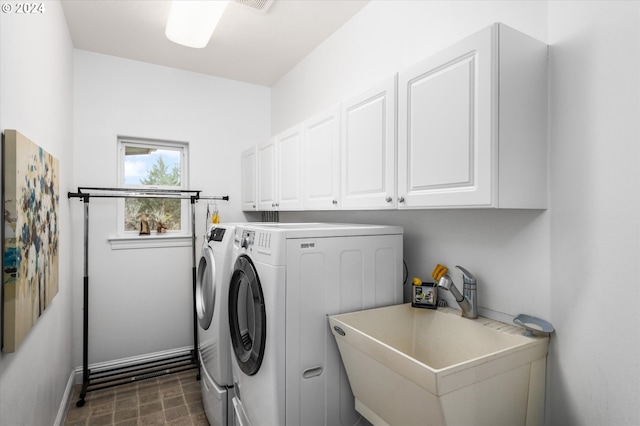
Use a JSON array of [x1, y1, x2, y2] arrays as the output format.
[[341, 76, 397, 209], [303, 105, 341, 210], [256, 126, 304, 211], [257, 137, 278, 210], [276, 124, 304, 210], [241, 146, 257, 211], [397, 23, 548, 209], [242, 23, 547, 212]]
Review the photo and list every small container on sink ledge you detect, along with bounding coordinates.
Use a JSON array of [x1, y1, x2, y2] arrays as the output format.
[[411, 277, 438, 309]]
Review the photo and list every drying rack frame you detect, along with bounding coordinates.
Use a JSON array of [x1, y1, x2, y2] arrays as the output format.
[[67, 187, 229, 407]]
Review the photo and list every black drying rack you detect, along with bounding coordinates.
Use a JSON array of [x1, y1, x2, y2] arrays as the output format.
[[68, 187, 229, 407]]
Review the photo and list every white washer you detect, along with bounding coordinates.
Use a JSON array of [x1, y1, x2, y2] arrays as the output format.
[[196, 223, 237, 426], [228, 223, 403, 426]]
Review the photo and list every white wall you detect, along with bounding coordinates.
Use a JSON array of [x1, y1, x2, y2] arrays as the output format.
[[272, 0, 548, 134], [272, 1, 640, 424], [547, 1, 640, 424], [72, 52, 270, 365], [0, 2, 75, 425]]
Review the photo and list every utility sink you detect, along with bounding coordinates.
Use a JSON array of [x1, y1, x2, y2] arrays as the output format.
[[329, 303, 549, 426]]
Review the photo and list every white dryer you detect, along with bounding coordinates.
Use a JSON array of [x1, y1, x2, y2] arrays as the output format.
[[196, 223, 237, 426], [228, 223, 403, 426]]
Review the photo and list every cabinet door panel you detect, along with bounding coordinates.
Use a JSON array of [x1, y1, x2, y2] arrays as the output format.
[[346, 100, 384, 192], [303, 107, 340, 209], [277, 125, 303, 210], [409, 56, 473, 189], [398, 25, 493, 208], [341, 77, 396, 209], [257, 138, 277, 210]]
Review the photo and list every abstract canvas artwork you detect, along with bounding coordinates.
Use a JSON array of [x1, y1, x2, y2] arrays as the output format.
[[2, 129, 59, 353]]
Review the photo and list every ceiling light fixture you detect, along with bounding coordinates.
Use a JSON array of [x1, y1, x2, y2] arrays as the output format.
[[165, 0, 229, 49]]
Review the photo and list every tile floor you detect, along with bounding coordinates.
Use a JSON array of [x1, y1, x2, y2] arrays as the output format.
[[64, 369, 210, 426]]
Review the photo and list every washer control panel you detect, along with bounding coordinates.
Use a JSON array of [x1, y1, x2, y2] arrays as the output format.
[[239, 230, 274, 251], [235, 227, 280, 261], [240, 230, 254, 249], [255, 231, 272, 250]]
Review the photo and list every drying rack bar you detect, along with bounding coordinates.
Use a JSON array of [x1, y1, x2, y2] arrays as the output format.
[[81, 352, 196, 394], [68, 186, 229, 201], [68, 187, 229, 407]]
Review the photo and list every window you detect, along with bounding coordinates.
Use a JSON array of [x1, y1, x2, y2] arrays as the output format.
[[117, 137, 189, 237]]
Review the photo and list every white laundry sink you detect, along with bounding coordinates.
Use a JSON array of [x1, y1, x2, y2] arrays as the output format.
[[329, 303, 549, 426]]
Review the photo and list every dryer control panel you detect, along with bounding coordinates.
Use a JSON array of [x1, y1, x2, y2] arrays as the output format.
[[208, 227, 226, 242]]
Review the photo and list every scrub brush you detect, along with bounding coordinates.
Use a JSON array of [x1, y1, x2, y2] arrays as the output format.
[[431, 264, 449, 308], [431, 264, 449, 282]]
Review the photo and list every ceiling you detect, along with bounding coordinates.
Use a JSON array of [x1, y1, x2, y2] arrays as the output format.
[[61, 0, 369, 87]]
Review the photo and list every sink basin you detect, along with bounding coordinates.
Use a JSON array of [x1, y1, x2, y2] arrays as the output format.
[[329, 303, 549, 426]]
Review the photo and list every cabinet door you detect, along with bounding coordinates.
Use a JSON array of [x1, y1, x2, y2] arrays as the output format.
[[397, 25, 493, 208], [303, 106, 341, 210], [277, 124, 303, 210], [241, 146, 257, 211], [341, 76, 397, 209], [257, 137, 278, 210]]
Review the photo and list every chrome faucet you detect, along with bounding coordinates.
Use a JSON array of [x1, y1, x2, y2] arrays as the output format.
[[437, 266, 477, 319]]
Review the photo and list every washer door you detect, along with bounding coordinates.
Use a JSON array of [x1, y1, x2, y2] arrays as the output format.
[[228, 255, 266, 376], [196, 245, 216, 330]]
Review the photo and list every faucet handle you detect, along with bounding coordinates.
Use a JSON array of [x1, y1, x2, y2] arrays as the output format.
[[455, 266, 476, 285]]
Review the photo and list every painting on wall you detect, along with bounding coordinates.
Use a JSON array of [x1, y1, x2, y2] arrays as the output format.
[[2, 129, 60, 353]]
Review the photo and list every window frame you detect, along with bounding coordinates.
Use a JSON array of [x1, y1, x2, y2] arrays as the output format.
[[114, 136, 190, 245]]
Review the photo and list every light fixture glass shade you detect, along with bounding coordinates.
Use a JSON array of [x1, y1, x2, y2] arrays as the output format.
[[165, 0, 229, 48]]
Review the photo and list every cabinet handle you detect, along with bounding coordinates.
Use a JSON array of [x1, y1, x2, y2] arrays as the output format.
[[385, 196, 393, 203], [398, 196, 405, 203], [332, 200, 338, 205]]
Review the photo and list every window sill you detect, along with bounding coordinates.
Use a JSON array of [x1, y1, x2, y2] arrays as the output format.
[[108, 234, 192, 250]]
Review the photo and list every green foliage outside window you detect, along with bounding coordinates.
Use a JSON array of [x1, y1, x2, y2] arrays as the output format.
[[125, 156, 182, 232]]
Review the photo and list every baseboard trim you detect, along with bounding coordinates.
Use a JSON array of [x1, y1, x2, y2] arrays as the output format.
[[54, 369, 76, 426], [72, 346, 194, 383], [55, 346, 194, 424]]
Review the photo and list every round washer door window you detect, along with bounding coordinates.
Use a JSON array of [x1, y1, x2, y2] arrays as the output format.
[[196, 245, 216, 330], [228, 255, 266, 376]]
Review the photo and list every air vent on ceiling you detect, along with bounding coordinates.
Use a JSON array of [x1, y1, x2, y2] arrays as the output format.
[[234, 0, 274, 14]]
